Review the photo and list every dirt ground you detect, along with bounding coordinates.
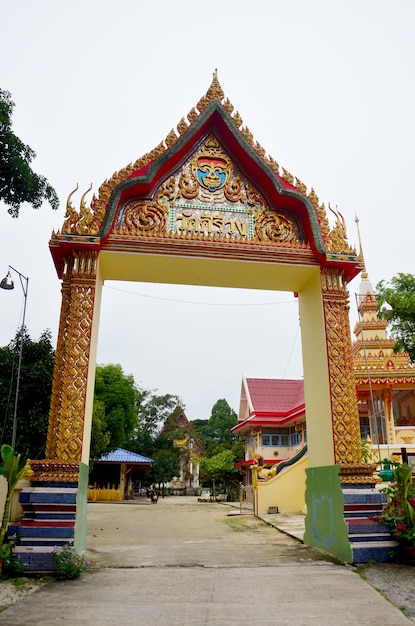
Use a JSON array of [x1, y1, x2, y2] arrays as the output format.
[[357, 562, 415, 622], [0, 578, 46, 612]]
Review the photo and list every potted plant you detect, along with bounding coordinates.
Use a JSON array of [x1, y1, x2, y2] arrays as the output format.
[[374, 463, 415, 564], [378, 457, 397, 482]]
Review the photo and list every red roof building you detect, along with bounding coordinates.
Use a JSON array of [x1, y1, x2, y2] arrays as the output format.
[[233, 377, 306, 467]]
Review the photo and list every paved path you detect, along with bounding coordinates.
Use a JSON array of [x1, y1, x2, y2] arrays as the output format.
[[0, 497, 413, 625]]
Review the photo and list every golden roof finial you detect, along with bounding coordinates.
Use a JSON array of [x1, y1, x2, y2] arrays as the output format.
[[205, 68, 224, 102], [355, 214, 368, 281]]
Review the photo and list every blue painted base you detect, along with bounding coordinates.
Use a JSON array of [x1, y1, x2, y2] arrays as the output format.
[[342, 486, 398, 564], [10, 482, 78, 572]]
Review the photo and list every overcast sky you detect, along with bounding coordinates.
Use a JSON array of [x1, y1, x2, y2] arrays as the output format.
[[1, 1, 414, 420]]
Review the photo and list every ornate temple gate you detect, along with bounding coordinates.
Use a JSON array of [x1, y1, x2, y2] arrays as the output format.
[[41, 74, 369, 562]]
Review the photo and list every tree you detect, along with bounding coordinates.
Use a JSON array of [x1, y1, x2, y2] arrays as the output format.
[[377, 273, 415, 362], [191, 418, 210, 445], [91, 364, 140, 459], [90, 399, 110, 461], [192, 399, 243, 460], [208, 399, 238, 449], [0, 89, 59, 217], [198, 449, 240, 497], [127, 392, 180, 458], [151, 448, 181, 495], [0, 328, 55, 458]]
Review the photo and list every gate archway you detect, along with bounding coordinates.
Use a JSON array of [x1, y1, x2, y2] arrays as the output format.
[[43, 74, 366, 562]]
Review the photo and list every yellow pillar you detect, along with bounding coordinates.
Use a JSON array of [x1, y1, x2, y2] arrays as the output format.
[[298, 270, 335, 468]]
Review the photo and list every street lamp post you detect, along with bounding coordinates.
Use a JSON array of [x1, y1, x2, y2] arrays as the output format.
[[0, 266, 29, 449]]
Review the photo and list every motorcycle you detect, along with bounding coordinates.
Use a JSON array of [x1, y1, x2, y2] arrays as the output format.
[[150, 488, 158, 504]]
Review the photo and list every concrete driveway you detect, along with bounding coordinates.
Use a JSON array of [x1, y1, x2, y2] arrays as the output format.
[[0, 496, 413, 625]]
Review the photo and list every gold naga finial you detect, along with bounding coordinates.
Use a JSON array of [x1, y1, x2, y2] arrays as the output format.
[[60, 183, 100, 236], [61, 183, 80, 234], [326, 202, 354, 255], [80, 183, 93, 213], [77, 183, 94, 233]]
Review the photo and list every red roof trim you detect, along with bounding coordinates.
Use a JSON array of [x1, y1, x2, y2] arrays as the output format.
[[235, 459, 256, 467], [232, 415, 305, 434], [235, 458, 286, 467]]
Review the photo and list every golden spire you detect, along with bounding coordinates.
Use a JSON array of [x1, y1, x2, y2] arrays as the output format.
[[355, 214, 368, 282], [204, 68, 224, 102]]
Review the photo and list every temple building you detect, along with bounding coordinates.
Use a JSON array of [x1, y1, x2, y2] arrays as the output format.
[[353, 270, 415, 466], [235, 269, 415, 482], [233, 378, 306, 478], [161, 406, 204, 491]]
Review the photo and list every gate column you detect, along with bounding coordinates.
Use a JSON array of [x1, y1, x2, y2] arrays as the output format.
[[321, 268, 361, 466], [46, 251, 98, 462], [301, 268, 376, 562]]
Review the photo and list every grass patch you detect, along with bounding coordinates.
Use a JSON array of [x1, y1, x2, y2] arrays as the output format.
[[11, 577, 28, 589], [224, 516, 266, 532]]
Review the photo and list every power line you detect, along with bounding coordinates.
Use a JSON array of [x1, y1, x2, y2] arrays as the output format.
[[104, 285, 296, 308]]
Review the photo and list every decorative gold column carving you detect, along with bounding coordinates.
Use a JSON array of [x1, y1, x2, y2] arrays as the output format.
[[321, 269, 362, 465], [46, 252, 97, 462]]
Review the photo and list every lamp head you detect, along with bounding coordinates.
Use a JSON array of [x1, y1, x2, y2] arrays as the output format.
[[381, 301, 393, 320], [0, 271, 14, 290]]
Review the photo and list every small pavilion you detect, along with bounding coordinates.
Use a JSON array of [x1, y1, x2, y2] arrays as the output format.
[[89, 448, 154, 500]]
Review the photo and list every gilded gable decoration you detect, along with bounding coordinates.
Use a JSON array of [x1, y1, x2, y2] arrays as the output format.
[[114, 134, 304, 246], [51, 71, 359, 266]]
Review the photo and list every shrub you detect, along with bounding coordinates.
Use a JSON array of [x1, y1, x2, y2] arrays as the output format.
[[2, 535, 25, 579], [374, 463, 415, 545], [52, 543, 90, 579]]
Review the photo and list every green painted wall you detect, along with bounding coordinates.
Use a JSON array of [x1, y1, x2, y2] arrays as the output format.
[[304, 465, 352, 563], [74, 462, 89, 551]]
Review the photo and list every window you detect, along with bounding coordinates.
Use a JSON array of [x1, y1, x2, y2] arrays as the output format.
[[290, 431, 300, 446], [261, 433, 289, 446], [371, 393, 387, 444], [360, 424, 370, 440], [261, 427, 300, 447]]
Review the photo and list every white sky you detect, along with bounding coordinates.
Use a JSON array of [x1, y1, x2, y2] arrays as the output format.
[[1, 1, 414, 420]]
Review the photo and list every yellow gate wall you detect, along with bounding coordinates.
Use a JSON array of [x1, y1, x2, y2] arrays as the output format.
[[298, 272, 334, 468], [256, 455, 308, 515]]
